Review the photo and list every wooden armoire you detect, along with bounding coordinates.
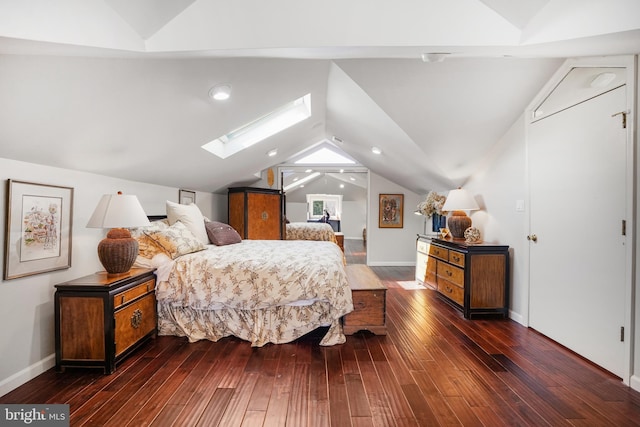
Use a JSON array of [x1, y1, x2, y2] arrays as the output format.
[[228, 187, 284, 239]]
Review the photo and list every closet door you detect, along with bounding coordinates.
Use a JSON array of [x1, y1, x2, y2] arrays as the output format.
[[528, 85, 627, 377]]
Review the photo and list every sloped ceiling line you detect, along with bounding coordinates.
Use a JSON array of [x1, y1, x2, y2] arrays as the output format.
[[105, 0, 197, 40]]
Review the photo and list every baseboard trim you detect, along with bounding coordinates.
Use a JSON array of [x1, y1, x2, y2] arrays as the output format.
[[508, 310, 525, 326], [0, 354, 55, 397], [367, 261, 415, 267], [631, 375, 640, 392]]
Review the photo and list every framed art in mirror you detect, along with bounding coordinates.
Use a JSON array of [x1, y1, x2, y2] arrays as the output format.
[[4, 180, 74, 280]]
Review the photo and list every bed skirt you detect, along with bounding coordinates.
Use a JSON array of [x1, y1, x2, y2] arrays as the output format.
[[157, 301, 347, 347]]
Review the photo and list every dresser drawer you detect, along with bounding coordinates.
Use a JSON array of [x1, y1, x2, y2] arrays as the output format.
[[417, 240, 429, 254], [448, 250, 465, 268], [344, 289, 385, 327], [114, 278, 155, 309], [425, 256, 437, 287], [429, 245, 448, 261], [114, 292, 156, 357], [437, 260, 464, 286], [438, 279, 464, 306]]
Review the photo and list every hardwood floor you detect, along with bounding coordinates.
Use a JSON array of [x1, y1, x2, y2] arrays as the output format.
[[2, 239, 640, 426]]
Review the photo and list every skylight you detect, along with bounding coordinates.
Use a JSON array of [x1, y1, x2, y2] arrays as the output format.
[[202, 93, 311, 159], [294, 147, 355, 164], [283, 171, 321, 191]]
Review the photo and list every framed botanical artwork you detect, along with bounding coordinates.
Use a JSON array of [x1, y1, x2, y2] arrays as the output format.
[[179, 189, 196, 205], [378, 193, 404, 228], [4, 180, 74, 280]]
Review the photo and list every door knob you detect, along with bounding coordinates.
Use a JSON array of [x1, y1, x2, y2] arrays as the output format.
[[527, 234, 538, 242]]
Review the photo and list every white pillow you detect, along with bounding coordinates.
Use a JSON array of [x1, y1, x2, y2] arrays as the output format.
[[165, 200, 208, 244]]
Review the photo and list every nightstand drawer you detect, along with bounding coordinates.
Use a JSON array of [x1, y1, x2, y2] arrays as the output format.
[[448, 250, 465, 268], [114, 278, 155, 309], [115, 292, 156, 357], [429, 245, 448, 260], [438, 279, 464, 306], [437, 260, 464, 286]]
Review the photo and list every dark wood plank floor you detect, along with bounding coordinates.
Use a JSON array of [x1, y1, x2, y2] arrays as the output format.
[[2, 239, 640, 426]]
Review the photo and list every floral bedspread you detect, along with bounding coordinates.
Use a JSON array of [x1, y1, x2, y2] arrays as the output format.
[[155, 240, 353, 346], [285, 222, 337, 243]]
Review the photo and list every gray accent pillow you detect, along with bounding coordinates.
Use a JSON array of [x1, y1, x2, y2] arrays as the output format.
[[205, 221, 242, 246]]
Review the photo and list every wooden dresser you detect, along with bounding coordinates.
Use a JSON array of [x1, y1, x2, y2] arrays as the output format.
[[228, 187, 284, 239], [425, 238, 509, 319], [54, 268, 156, 374]]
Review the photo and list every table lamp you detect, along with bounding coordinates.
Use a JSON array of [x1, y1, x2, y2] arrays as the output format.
[[441, 188, 479, 239], [86, 192, 150, 274]]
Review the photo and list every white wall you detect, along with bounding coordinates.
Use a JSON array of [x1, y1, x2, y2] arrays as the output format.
[[463, 116, 529, 324], [0, 157, 218, 395], [634, 56, 640, 392], [367, 172, 423, 266], [285, 202, 308, 222]]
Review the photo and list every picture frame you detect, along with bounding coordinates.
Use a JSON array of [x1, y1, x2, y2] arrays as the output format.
[[179, 189, 196, 205], [378, 193, 404, 228], [4, 180, 74, 280]]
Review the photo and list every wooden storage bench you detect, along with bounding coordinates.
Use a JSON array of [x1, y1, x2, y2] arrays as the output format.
[[343, 264, 387, 335]]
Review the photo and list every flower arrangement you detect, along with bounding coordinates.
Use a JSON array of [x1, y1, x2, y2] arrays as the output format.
[[417, 191, 446, 218]]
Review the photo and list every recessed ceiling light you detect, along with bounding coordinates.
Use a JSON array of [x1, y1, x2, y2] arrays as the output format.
[[267, 148, 278, 157], [340, 184, 345, 188], [349, 176, 356, 181], [371, 147, 382, 155], [209, 84, 231, 101], [340, 169, 344, 173], [305, 169, 313, 173]]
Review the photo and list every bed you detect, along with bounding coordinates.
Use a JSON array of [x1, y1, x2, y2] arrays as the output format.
[[285, 222, 337, 243], [133, 208, 353, 347]]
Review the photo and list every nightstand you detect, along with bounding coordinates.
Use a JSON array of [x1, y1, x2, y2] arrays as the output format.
[[54, 268, 157, 374]]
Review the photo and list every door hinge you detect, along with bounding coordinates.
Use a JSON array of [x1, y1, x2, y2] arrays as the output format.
[[620, 326, 625, 342], [612, 111, 627, 129], [622, 220, 626, 236]]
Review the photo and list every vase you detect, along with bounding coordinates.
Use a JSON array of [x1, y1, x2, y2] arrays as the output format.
[[431, 214, 441, 232]]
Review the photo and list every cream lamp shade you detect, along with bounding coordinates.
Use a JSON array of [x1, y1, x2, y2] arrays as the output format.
[[441, 188, 479, 239], [87, 192, 150, 274]]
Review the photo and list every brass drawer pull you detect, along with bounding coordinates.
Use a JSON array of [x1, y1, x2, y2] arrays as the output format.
[[452, 255, 461, 262], [121, 296, 125, 304], [131, 309, 142, 329], [445, 286, 453, 293], [446, 270, 453, 277]]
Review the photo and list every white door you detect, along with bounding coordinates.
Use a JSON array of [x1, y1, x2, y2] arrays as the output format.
[[529, 85, 627, 377]]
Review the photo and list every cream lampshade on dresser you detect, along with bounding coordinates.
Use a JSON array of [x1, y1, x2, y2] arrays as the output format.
[[441, 188, 479, 239]]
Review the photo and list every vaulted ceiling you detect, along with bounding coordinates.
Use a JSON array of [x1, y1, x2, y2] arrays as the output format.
[[1, 1, 639, 194]]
